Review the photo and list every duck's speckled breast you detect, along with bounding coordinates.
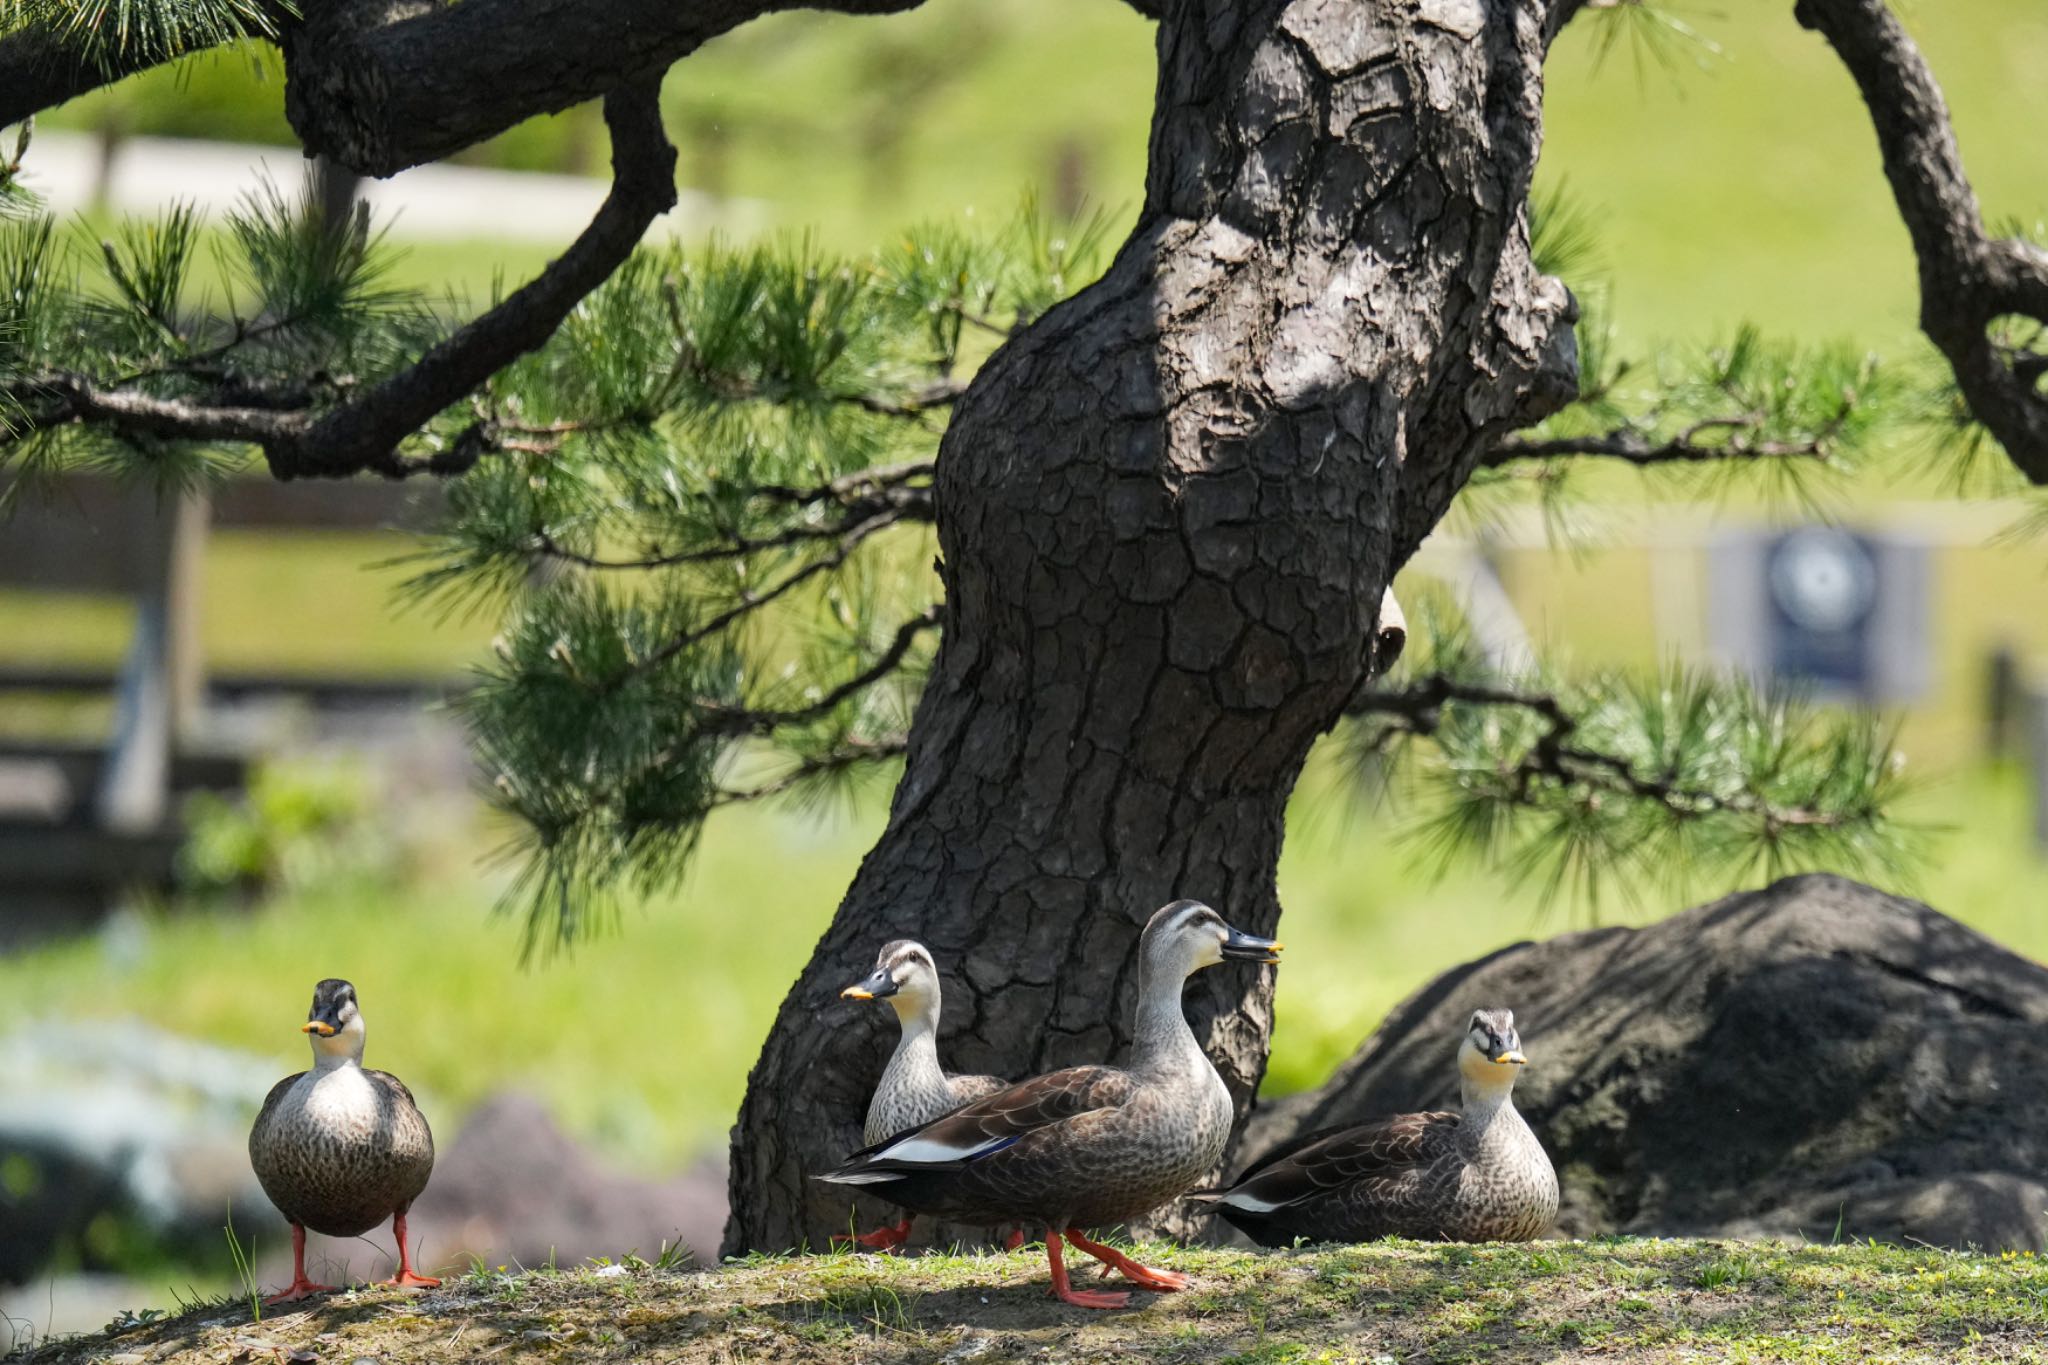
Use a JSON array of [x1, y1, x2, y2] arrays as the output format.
[[249, 1067, 434, 1238]]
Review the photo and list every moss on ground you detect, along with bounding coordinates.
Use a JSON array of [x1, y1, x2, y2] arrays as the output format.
[[18, 1238, 2048, 1364]]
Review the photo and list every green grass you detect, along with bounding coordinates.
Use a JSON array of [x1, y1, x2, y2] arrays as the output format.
[[25, 1239, 2048, 1364]]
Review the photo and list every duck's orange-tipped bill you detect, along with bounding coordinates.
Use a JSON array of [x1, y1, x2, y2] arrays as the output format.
[[302, 1021, 337, 1036], [1495, 1050, 1528, 1066]]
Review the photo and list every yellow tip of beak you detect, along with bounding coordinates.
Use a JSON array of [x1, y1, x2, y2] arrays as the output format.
[[302, 1021, 336, 1036], [1495, 1050, 1528, 1066], [1272, 942, 1285, 952], [840, 987, 873, 1001]]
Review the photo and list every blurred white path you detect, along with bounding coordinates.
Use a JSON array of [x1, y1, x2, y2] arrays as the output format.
[[15, 130, 763, 242]]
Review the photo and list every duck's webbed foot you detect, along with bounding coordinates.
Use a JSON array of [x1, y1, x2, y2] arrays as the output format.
[[263, 1278, 341, 1305], [1045, 1231, 1130, 1309], [266, 1223, 341, 1304], [378, 1211, 442, 1289], [1064, 1228, 1191, 1292], [832, 1216, 914, 1251]]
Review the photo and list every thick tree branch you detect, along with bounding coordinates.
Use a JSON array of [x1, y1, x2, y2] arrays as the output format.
[[5, 81, 676, 481], [271, 80, 676, 479], [280, 0, 926, 178], [1796, 0, 2048, 482]]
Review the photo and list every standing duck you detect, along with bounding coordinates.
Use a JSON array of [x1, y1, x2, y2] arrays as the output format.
[[816, 899, 1282, 1308], [1199, 1008, 1557, 1245], [836, 940, 1008, 1249], [248, 979, 439, 1302]]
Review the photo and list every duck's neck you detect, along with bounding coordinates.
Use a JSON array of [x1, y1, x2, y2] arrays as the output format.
[[1458, 1078, 1526, 1154], [882, 995, 947, 1088], [311, 1045, 365, 1075], [1129, 960, 1200, 1073]]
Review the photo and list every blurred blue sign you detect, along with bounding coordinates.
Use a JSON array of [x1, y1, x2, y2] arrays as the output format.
[[1709, 525, 1928, 704]]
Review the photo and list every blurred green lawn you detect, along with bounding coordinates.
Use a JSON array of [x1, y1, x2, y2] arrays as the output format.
[[0, 762, 2041, 1172], [4, 1, 2048, 1172]]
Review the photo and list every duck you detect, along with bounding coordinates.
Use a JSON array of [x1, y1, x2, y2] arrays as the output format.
[[835, 939, 1009, 1250], [1198, 1008, 1557, 1246], [247, 979, 439, 1302], [816, 899, 1282, 1308]]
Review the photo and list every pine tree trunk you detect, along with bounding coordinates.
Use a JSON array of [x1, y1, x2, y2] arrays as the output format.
[[722, 0, 1576, 1254]]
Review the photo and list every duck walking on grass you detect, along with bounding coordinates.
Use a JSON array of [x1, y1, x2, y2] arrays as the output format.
[[816, 900, 1282, 1309], [1199, 1008, 1557, 1246], [248, 979, 439, 1303], [836, 940, 1010, 1250]]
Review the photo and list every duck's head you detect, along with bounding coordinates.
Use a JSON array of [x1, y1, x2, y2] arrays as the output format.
[[841, 940, 941, 1020], [301, 978, 366, 1062], [1140, 899, 1282, 981], [1457, 1007, 1527, 1089]]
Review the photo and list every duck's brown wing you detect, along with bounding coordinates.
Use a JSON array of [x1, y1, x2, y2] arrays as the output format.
[[366, 1068, 437, 1206], [822, 1064, 1134, 1179], [1204, 1111, 1461, 1214]]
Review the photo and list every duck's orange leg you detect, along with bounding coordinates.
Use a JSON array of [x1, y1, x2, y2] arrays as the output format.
[[1064, 1228, 1191, 1292], [263, 1223, 341, 1304], [1003, 1227, 1026, 1251], [1045, 1230, 1129, 1309], [831, 1216, 914, 1251], [378, 1211, 441, 1289]]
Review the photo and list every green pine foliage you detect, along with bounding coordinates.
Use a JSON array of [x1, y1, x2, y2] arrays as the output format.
[[0, 177, 1986, 946], [1341, 608, 1923, 917], [0, 0, 292, 70]]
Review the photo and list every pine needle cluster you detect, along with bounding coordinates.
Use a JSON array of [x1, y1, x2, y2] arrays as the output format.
[[0, 168, 1973, 946]]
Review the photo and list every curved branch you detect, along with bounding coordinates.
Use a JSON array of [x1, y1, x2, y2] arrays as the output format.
[[5, 81, 677, 481], [270, 79, 676, 478], [1796, 0, 2048, 482], [281, 0, 927, 177]]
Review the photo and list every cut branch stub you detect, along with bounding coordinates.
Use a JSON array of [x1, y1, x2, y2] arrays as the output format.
[[1796, 0, 2048, 482]]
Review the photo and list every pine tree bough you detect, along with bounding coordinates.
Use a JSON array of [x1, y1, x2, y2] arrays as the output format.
[[1795, 0, 2048, 482], [6, 79, 676, 480]]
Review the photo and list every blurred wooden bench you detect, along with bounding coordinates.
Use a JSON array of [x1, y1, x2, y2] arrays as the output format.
[[0, 474, 448, 935]]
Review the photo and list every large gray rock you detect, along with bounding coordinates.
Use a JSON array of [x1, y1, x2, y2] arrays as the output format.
[[1243, 874, 2048, 1250]]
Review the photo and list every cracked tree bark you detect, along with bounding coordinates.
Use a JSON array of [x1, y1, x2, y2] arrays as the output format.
[[722, 0, 1575, 1254]]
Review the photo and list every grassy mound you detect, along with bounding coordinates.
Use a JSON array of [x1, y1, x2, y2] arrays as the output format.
[[19, 1238, 2047, 1364]]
